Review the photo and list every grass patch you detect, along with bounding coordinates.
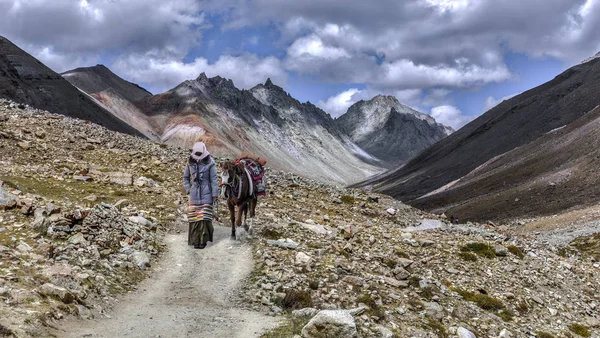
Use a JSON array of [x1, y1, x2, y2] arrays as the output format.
[[281, 289, 313, 310], [454, 288, 506, 312], [498, 309, 514, 322], [261, 228, 282, 240], [383, 258, 397, 268], [394, 247, 410, 259], [357, 293, 385, 320], [460, 242, 496, 258], [569, 323, 591, 337], [458, 252, 478, 262], [536, 331, 556, 338], [571, 233, 600, 261], [340, 195, 355, 204], [421, 286, 435, 301], [516, 300, 530, 314], [424, 318, 447, 338], [261, 317, 310, 338], [308, 280, 319, 290], [408, 276, 421, 288], [507, 245, 525, 259]]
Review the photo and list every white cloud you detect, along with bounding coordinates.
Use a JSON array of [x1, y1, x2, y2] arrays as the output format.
[[0, 0, 206, 72], [483, 92, 520, 112], [430, 105, 473, 130], [112, 52, 287, 93], [316, 88, 361, 118]]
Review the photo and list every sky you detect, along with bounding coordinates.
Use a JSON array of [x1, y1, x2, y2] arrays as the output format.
[[1, 0, 599, 130]]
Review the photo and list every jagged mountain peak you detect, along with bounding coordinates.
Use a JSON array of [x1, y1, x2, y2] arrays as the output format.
[[336, 94, 452, 166]]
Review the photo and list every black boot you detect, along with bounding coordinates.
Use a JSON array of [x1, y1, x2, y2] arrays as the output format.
[[194, 243, 206, 249]]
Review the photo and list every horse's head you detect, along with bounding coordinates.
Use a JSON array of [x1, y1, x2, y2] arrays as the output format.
[[220, 161, 245, 187]]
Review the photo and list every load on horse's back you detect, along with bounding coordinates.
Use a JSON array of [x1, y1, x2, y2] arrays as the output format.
[[220, 153, 267, 239]]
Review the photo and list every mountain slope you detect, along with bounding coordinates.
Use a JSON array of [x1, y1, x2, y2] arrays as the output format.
[[61, 65, 159, 139], [136, 74, 382, 183], [336, 95, 452, 166], [357, 57, 600, 217], [62, 65, 152, 102], [0, 36, 141, 136]]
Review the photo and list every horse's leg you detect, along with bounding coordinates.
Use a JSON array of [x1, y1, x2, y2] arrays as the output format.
[[249, 198, 257, 235], [243, 203, 249, 232], [228, 201, 236, 240]]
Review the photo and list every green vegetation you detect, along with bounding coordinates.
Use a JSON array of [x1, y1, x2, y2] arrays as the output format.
[[260, 317, 311, 338], [535, 331, 556, 338], [569, 323, 591, 337], [507, 245, 525, 259], [460, 242, 496, 258], [424, 318, 447, 338], [383, 258, 397, 268], [458, 251, 478, 261], [421, 286, 435, 301], [340, 195, 355, 204], [394, 246, 410, 258], [281, 289, 313, 310], [454, 288, 511, 320], [357, 293, 385, 320], [308, 280, 319, 290]]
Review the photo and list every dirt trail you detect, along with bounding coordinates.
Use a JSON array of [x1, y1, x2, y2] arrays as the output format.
[[57, 223, 277, 338]]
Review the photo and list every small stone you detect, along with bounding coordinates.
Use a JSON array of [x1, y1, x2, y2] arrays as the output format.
[[296, 252, 312, 265], [386, 208, 396, 215], [132, 251, 150, 270], [39, 283, 76, 304]]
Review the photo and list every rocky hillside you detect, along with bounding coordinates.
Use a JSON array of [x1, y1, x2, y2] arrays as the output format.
[[1, 99, 599, 338], [62, 65, 151, 103], [0, 36, 141, 137], [357, 56, 600, 221], [0, 99, 189, 337], [61, 65, 159, 140], [135, 74, 382, 183], [336, 95, 452, 166]]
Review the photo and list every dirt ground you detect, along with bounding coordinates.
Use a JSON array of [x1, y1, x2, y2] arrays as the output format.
[[52, 223, 278, 338]]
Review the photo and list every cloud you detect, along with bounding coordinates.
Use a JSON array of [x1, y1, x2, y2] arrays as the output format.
[[0, 0, 206, 72], [112, 52, 287, 93], [316, 88, 361, 118], [483, 92, 520, 112], [430, 105, 473, 130]]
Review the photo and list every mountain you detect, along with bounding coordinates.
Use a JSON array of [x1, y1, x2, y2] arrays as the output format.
[[335, 95, 452, 166], [0, 36, 141, 136], [61, 65, 159, 139], [357, 56, 600, 221], [135, 74, 382, 183], [62, 64, 152, 102]]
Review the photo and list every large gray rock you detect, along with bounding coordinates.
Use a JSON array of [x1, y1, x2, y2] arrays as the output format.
[[458, 327, 477, 338], [132, 251, 150, 270], [0, 187, 17, 210], [38, 283, 76, 304], [301, 310, 358, 338]]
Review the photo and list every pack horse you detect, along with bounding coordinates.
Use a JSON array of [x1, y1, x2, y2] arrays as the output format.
[[220, 154, 267, 240]]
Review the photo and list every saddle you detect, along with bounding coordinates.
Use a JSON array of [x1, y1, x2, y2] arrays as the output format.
[[235, 153, 267, 196]]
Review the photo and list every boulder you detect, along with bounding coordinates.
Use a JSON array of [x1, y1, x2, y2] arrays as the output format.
[[132, 251, 150, 270], [0, 187, 17, 210], [129, 215, 156, 229], [134, 176, 158, 187], [106, 172, 133, 186], [39, 283, 76, 304], [267, 239, 299, 250], [301, 310, 358, 338], [458, 327, 477, 338]]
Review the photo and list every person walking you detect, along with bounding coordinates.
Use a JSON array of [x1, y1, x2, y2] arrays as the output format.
[[183, 142, 218, 249]]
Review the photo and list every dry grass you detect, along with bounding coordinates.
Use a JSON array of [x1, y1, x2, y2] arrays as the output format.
[[281, 289, 313, 310], [460, 242, 496, 258], [568, 323, 591, 337], [260, 317, 310, 338]]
